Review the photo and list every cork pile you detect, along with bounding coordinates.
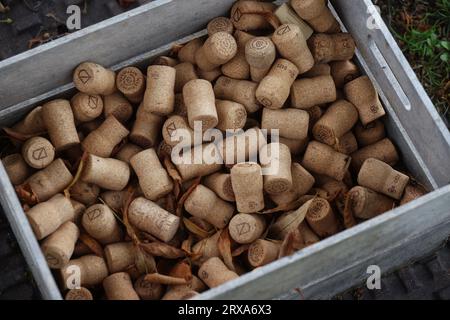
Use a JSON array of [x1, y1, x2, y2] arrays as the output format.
[[1, 0, 427, 300]]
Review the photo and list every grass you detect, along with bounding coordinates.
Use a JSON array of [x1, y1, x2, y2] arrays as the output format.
[[375, 0, 450, 124]]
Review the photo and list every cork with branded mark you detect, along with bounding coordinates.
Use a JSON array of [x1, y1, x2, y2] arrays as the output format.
[[2, 153, 31, 185], [260, 143, 293, 195], [195, 32, 237, 71], [308, 33, 356, 64], [73, 62, 116, 95], [116, 67, 146, 103], [71, 93, 104, 123], [134, 276, 164, 300], [41, 221, 79, 269], [248, 239, 280, 268], [215, 99, 247, 131], [245, 37, 276, 82], [142, 65, 176, 116], [348, 186, 395, 219], [231, 162, 265, 213], [214, 76, 260, 113], [354, 120, 386, 147], [204, 172, 236, 202], [81, 154, 130, 191], [207, 17, 234, 35], [230, 1, 276, 31], [82, 204, 122, 245], [21, 137, 55, 169], [65, 287, 93, 300], [198, 257, 239, 288], [330, 60, 360, 88], [305, 197, 340, 238], [291, 75, 337, 109], [229, 213, 266, 244]]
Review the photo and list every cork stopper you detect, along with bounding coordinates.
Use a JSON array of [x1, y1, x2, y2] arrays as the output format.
[[65, 287, 93, 300], [215, 100, 247, 131], [344, 76, 386, 125], [278, 137, 309, 156], [115, 143, 143, 164], [230, 1, 276, 31], [13, 106, 46, 135], [82, 204, 122, 245], [128, 197, 180, 242], [312, 100, 359, 146], [262, 108, 310, 140], [130, 104, 164, 148], [184, 184, 235, 229], [221, 30, 254, 80], [260, 143, 293, 195], [153, 56, 178, 67], [229, 213, 266, 244], [400, 184, 427, 205], [20, 137, 54, 170], [71, 93, 104, 123], [305, 197, 339, 238], [214, 76, 260, 113], [41, 221, 79, 269], [26, 158, 73, 202], [354, 120, 386, 147], [333, 131, 358, 155], [162, 290, 198, 300], [291, 75, 337, 109], [348, 186, 395, 220], [70, 199, 85, 226], [26, 193, 75, 240], [134, 275, 164, 300], [245, 37, 276, 82], [100, 191, 126, 213], [116, 67, 146, 103], [61, 255, 108, 289], [174, 62, 198, 93], [42, 99, 80, 151], [308, 33, 356, 64], [302, 141, 351, 181], [198, 257, 239, 288], [178, 38, 204, 65], [162, 115, 195, 148], [192, 231, 221, 265], [73, 62, 116, 95], [303, 63, 331, 78], [351, 138, 399, 171], [208, 17, 234, 35], [130, 148, 174, 201], [272, 24, 315, 74], [103, 272, 140, 300], [299, 221, 320, 245], [270, 199, 313, 239], [82, 115, 129, 158], [175, 143, 223, 181], [103, 92, 133, 124], [196, 32, 237, 71], [2, 153, 31, 185], [256, 59, 299, 110], [203, 172, 236, 202], [248, 239, 280, 268], [231, 162, 265, 213], [290, 0, 340, 33], [81, 154, 130, 191], [104, 242, 135, 274], [69, 180, 100, 206], [357, 158, 409, 200], [183, 79, 218, 131], [330, 60, 360, 88], [198, 67, 223, 82], [142, 65, 176, 115]]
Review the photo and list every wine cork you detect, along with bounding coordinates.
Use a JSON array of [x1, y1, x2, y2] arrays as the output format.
[[208, 17, 234, 35], [231, 162, 264, 213], [198, 257, 239, 288], [103, 272, 140, 300], [256, 59, 299, 110], [178, 38, 203, 64], [162, 115, 195, 148], [162, 290, 198, 300], [290, 75, 337, 109], [42, 99, 80, 151], [104, 242, 135, 273], [308, 33, 356, 64], [73, 62, 116, 95], [41, 221, 79, 269], [184, 184, 234, 229], [351, 138, 399, 171], [272, 24, 315, 74], [130, 104, 164, 148], [278, 137, 309, 156], [354, 120, 385, 147], [2, 153, 31, 185], [358, 158, 409, 200], [100, 191, 125, 213], [303, 63, 331, 78], [215, 100, 247, 131], [116, 67, 146, 103], [168, 275, 206, 296], [330, 60, 360, 88], [69, 180, 100, 206], [130, 148, 173, 201], [312, 100, 358, 146], [299, 221, 320, 245], [134, 276, 164, 300], [82, 204, 122, 245], [400, 184, 427, 205], [248, 239, 279, 268], [174, 62, 198, 93], [302, 141, 351, 181], [305, 197, 339, 237], [198, 67, 223, 82], [26, 194, 74, 240], [192, 231, 221, 265], [115, 143, 143, 164], [195, 32, 238, 71], [348, 186, 395, 220], [153, 56, 178, 67], [183, 79, 218, 131], [71, 93, 104, 123], [175, 143, 223, 180], [143, 65, 176, 115], [173, 93, 188, 117], [229, 213, 266, 244], [81, 154, 130, 191], [270, 199, 313, 239], [260, 143, 293, 195], [221, 30, 253, 80], [82, 116, 129, 158], [26, 158, 73, 202], [262, 108, 309, 140], [290, 0, 340, 33], [20, 137, 54, 170], [333, 131, 358, 155], [307, 105, 324, 128], [214, 76, 260, 113], [344, 76, 386, 125], [13, 106, 45, 135], [245, 37, 276, 82], [270, 163, 315, 206], [79, 119, 102, 134], [103, 92, 133, 124], [230, 1, 276, 31], [65, 287, 93, 300], [204, 173, 235, 202], [61, 255, 108, 289], [128, 197, 180, 242], [70, 199, 85, 226]]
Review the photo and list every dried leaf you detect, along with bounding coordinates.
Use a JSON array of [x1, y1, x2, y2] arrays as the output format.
[[183, 217, 214, 239], [278, 229, 304, 259], [2, 127, 45, 142], [218, 228, 235, 271], [232, 244, 250, 257], [162, 155, 182, 199], [15, 183, 39, 205], [260, 195, 313, 214], [134, 247, 157, 275], [238, 7, 281, 29], [139, 242, 186, 259], [169, 259, 193, 282], [64, 151, 88, 199], [164, 193, 177, 215], [343, 193, 357, 229], [79, 233, 104, 258], [176, 177, 201, 218], [171, 43, 184, 56], [181, 234, 194, 254], [144, 273, 188, 285]]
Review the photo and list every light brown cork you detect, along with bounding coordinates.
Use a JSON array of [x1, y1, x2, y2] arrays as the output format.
[[303, 63, 331, 78], [81, 154, 130, 191], [130, 104, 164, 148], [178, 38, 204, 65], [82, 204, 122, 245], [115, 143, 143, 164], [348, 186, 395, 220], [299, 221, 320, 245], [215, 99, 247, 131], [195, 32, 237, 71], [231, 162, 265, 213], [183, 79, 218, 131], [221, 30, 254, 80], [229, 213, 266, 244], [291, 75, 337, 109], [104, 242, 135, 274], [2, 153, 31, 185], [69, 180, 100, 206], [198, 257, 239, 288], [354, 120, 386, 147], [351, 138, 399, 171], [174, 62, 198, 93], [142, 65, 176, 115], [291, 0, 340, 33], [198, 67, 223, 82], [308, 33, 356, 64], [21, 137, 55, 169], [208, 17, 234, 35], [333, 131, 359, 155], [61, 255, 108, 289], [204, 172, 236, 202], [278, 137, 309, 156], [153, 56, 178, 67], [70, 199, 85, 226], [71, 93, 104, 123], [103, 92, 133, 124], [230, 1, 276, 31], [261, 108, 310, 140], [330, 60, 360, 88], [116, 67, 146, 103], [400, 184, 427, 205], [162, 115, 195, 148], [134, 275, 164, 300], [192, 231, 221, 265], [305, 197, 340, 238], [103, 272, 140, 300], [13, 106, 46, 135], [248, 239, 280, 268], [73, 62, 116, 95], [65, 287, 93, 300], [175, 143, 223, 181], [245, 37, 276, 82], [260, 143, 293, 195], [214, 76, 260, 113]]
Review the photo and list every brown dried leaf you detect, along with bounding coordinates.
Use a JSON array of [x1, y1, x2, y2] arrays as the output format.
[[64, 151, 88, 198], [168, 259, 193, 282], [164, 193, 177, 215], [176, 177, 201, 218], [183, 217, 214, 239], [162, 155, 182, 199], [343, 193, 357, 229], [15, 183, 39, 205], [181, 234, 194, 254], [79, 233, 104, 258], [260, 195, 313, 214], [239, 7, 281, 29], [218, 228, 235, 271], [232, 244, 250, 257], [171, 43, 184, 56], [144, 273, 188, 285], [134, 247, 157, 275], [139, 242, 186, 259], [278, 229, 304, 259]]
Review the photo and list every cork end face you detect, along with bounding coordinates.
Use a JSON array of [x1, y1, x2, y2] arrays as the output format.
[[264, 178, 292, 195], [348, 186, 367, 216], [312, 124, 336, 146], [306, 198, 331, 222], [65, 288, 93, 300], [248, 242, 266, 267], [43, 247, 68, 269]]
